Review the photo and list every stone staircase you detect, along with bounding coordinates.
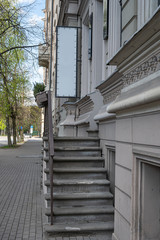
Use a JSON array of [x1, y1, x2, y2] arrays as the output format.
[[43, 137, 114, 239]]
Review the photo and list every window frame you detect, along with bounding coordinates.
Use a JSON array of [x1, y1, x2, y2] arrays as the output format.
[[132, 150, 160, 240]]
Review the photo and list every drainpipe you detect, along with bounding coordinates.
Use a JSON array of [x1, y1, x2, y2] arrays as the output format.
[[119, 0, 122, 46], [48, 0, 54, 226], [49, 0, 54, 90]]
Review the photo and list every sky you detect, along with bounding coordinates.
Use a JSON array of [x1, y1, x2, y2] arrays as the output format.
[[16, 0, 45, 85]]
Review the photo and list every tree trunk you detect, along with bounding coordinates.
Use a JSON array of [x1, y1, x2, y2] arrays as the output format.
[[20, 129, 24, 142], [6, 116, 12, 146], [16, 130, 20, 142], [12, 115, 17, 145]]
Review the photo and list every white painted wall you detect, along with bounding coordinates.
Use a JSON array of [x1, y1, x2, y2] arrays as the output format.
[[137, 0, 159, 28]]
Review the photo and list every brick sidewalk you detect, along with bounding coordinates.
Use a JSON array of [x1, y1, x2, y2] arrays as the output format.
[[0, 139, 43, 240]]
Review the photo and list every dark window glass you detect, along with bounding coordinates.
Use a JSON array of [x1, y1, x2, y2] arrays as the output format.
[[103, 0, 109, 40], [88, 13, 93, 60]]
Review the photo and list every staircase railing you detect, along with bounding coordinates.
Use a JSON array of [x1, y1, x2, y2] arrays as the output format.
[[47, 90, 54, 225], [36, 89, 54, 225]]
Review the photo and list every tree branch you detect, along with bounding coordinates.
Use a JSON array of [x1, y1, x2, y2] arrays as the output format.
[[0, 42, 47, 56]]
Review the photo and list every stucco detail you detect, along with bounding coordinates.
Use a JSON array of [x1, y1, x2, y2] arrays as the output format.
[[123, 52, 160, 88]]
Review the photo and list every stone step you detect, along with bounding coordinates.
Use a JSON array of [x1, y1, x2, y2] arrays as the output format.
[[54, 147, 102, 157], [44, 221, 114, 238], [45, 206, 114, 223], [44, 156, 104, 168], [45, 192, 113, 207], [54, 137, 100, 147], [44, 147, 102, 157], [44, 179, 110, 193], [44, 168, 107, 180]]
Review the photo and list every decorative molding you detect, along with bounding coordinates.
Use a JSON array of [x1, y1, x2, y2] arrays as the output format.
[[97, 51, 160, 106], [74, 91, 103, 129], [123, 53, 160, 88], [94, 104, 116, 122], [107, 71, 160, 113], [64, 13, 78, 26], [62, 102, 76, 115], [97, 71, 123, 105], [76, 96, 94, 116], [60, 102, 76, 126], [103, 83, 123, 104]]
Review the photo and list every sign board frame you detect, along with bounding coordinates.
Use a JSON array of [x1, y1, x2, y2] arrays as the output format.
[[56, 26, 78, 98]]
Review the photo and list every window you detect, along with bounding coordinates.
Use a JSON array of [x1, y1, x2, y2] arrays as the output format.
[[132, 152, 160, 240], [140, 162, 160, 240], [88, 13, 93, 60], [103, 0, 109, 40], [106, 146, 115, 197]]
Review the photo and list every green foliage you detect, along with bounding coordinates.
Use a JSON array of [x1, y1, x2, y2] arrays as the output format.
[[0, 120, 6, 130], [20, 105, 41, 133], [33, 82, 45, 97], [0, 0, 30, 145]]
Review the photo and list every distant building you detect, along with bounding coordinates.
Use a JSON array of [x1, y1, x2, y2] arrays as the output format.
[[39, 1, 160, 239], [24, 90, 35, 106]]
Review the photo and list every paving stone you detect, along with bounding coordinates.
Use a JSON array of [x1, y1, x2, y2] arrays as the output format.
[[0, 139, 43, 240]]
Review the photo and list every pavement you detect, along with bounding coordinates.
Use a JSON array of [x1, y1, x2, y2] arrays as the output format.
[[0, 138, 43, 240]]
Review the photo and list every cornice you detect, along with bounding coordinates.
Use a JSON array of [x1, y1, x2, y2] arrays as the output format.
[[77, 0, 89, 16], [108, 70, 160, 113], [57, 1, 67, 25], [96, 71, 122, 92], [75, 95, 90, 106], [96, 71, 123, 105], [63, 13, 78, 26]]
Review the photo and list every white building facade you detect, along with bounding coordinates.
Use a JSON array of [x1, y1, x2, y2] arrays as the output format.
[[39, 1, 160, 239]]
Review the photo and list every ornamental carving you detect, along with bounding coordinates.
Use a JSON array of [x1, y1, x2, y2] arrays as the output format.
[[79, 100, 94, 116], [99, 53, 160, 105], [103, 84, 123, 104], [123, 53, 160, 87]]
